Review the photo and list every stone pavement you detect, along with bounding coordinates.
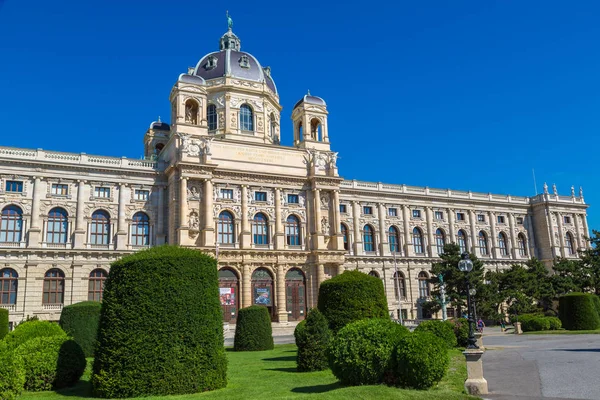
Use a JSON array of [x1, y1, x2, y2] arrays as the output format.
[[481, 327, 600, 400], [223, 322, 298, 347]]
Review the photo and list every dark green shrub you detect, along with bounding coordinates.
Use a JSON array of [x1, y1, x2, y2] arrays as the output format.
[[544, 309, 558, 317], [0, 342, 25, 400], [559, 293, 600, 330], [294, 319, 306, 347], [451, 318, 469, 347], [592, 295, 600, 318], [414, 320, 457, 348], [14, 336, 86, 391], [233, 305, 274, 351], [92, 246, 227, 398], [0, 308, 8, 340], [59, 301, 102, 357], [328, 318, 409, 385], [394, 332, 449, 390], [520, 315, 551, 332], [296, 309, 331, 372], [547, 316, 562, 330], [3, 320, 67, 350], [317, 270, 388, 333]]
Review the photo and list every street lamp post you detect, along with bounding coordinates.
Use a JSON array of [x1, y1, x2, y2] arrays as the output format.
[[458, 252, 478, 349]]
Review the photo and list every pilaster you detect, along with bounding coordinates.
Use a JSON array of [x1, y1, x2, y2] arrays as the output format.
[[489, 211, 497, 258], [73, 180, 86, 248], [378, 203, 389, 256], [425, 207, 434, 257], [28, 177, 42, 247], [274, 188, 285, 249], [508, 213, 517, 259], [242, 263, 251, 308], [240, 185, 251, 248], [556, 212, 565, 257], [352, 201, 362, 255], [402, 205, 412, 256], [177, 176, 189, 244], [116, 183, 128, 250], [276, 263, 288, 323], [469, 210, 477, 253], [202, 178, 215, 246], [156, 186, 166, 245]]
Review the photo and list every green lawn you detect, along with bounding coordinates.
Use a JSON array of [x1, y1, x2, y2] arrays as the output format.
[[524, 328, 600, 335], [20, 345, 477, 400]]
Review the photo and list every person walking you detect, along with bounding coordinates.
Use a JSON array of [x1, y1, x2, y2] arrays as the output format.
[[477, 318, 485, 333]]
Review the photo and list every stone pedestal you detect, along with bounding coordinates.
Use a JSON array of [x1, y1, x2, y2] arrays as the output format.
[[475, 332, 484, 350], [514, 322, 523, 334], [463, 349, 488, 395]]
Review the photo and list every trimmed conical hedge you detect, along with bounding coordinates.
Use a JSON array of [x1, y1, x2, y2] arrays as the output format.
[[559, 293, 600, 330], [233, 305, 274, 351], [92, 246, 227, 398]]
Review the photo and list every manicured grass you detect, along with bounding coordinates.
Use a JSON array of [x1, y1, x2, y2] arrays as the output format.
[[19, 345, 477, 400], [524, 328, 600, 335]]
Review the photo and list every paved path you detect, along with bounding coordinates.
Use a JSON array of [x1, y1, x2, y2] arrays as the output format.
[[482, 329, 600, 400]]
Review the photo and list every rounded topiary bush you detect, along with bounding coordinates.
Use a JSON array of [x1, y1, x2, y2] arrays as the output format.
[[559, 293, 600, 331], [414, 320, 457, 348], [4, 320, 67, 350], [520, 315, 550, 332], [92, 246, 227, 398], [233, 305, 274, 351], [592, 295, 600, 318], [395, 332, 449, 390], [294, 319, 306, 347], [0, 308, 8, 340], [328, 318, 409, 385], [317, 270, 388, 333], [14, 336, 86, 391], [547, 316, 562, 330], [0, 342, 26, 400], [59, 301, 102, 357], [451, 318, 469, 347], [296, 309, 331, 372]]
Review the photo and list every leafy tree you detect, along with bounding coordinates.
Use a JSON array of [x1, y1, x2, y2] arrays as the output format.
[[551, 258, 587, 295], [570, 230, 600, 295]]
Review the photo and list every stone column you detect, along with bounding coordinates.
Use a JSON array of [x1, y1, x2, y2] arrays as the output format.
[[556, 212, 566, 257], [582, 213, 590, 249], [337, 263, 345, 276], [28, 177, 42, 246], [463, 350, 488, 395], [378, 203, 387, 256], [156, 186, 166, 245], [177, 176, 189, 245], [203, 179, 214, 246], [489, 211, 497, 258], [402, 205, 411, 256], [240, 185, 251, 248], [469, 210, 477, 253], [274, 188, 285, 249], [332, 190, 343, 250], [242, 264, 251, 308], [73, 180, 86, 248], [574, 214, 583, 250], [448, 208, 455, 244], [116, 183, 128, 250], [526, 214, 536, 257], [352, 201, 362, 255], [547, 207, 558, 258], [313, 188, 321, 240], [426, 207, 434, 257], [277, 264, 288, 323], [316, 263, 325, 287], [508, 213, 517, 259]]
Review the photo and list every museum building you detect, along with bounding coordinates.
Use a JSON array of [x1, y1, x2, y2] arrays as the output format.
[[0, 25, 591, 327]]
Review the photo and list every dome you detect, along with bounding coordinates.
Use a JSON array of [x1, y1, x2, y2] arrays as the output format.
[[293, 92, 326, 109], [177, 73, 205, 86], [149, 119, 170, 131], [193, 29, 277, 94]]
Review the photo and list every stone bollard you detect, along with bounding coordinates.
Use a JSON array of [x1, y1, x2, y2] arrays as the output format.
[[463, 349, 489, 395], [474, 332, 484, 350], [514, 322, 522, 335]]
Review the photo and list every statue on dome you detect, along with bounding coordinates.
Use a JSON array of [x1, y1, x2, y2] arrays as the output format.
[[226, 11, 233, 31]]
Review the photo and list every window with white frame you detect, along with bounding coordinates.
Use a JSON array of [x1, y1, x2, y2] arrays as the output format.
[[5, 181, 23, 193], [434, 211, 444, 220], [51, 184, 69, 196], [287, 194, 299, 204], [497, 215, 506, 224], [477, 214, 485, 222], [388, 208, 398, 217], [94, 187, 110, 198], [412, 209, 421, 218], [220, 189, 233, 199], [363, 206, 373, 215], [135, 189, 149, 201], [255, 191, 267, 202], [456, 212, 465, 221]]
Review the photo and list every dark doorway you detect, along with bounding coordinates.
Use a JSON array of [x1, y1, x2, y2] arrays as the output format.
[[252, 268, 276, 321], [218, 268, 239, 323], [285, 268, 306, 321]]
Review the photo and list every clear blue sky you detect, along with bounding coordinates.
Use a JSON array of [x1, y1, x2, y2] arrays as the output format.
[[1, 1, 599, 230]]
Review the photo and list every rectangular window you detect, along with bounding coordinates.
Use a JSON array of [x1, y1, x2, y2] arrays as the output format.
[[516, 217, 524, 225], [135, 189, 149, 201], [363, 206, 373, 215], [497, 215, 506, 224], [5, 181, 23, 193], [477, 214, 485, 222], [456, 212, 465, 221], [287, 194, 299, 204], [388, 208, 398, 217], [94, 187, 110, 198], [339, 204, 347, 213], [412, 209, 421, 218], [564, 216, 571, 224], [51, 184, 69, 196], [220, 189, 233, 199], [434, 211, 444, 220], [255, 191, 267, 202]]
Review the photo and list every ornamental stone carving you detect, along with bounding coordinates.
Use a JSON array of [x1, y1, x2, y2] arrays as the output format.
[[187, 185, 201, 200], [320, 192, 330, 209], [189, 211, 199, 230], [321, 217, 330, 235]]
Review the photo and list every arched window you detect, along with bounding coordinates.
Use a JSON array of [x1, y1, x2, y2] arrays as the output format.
[[363, 225, 374, 252], [341, 223, 349, 251], [298, 121, 303, 140], [565, 232, 575, 255], [270, 113, 277, 139], [457, 230, 467, 253], [218, 211, 234, 244], [184, 99, 198, 125], [88, 269, 107, 301], [90, 210, 110, 245], [207, 104, 217, 131], [43, 268, 65, 305], [252, 213, 269, 245], [0, 268, 18, 305], [240, 104, 254, 131], [388, 226, 400, 253], [394, 271, 406, 300], [368, 271, 379, 278], [47, 207, 68, 244], [131, 212, 150, 246], [418, 271, 430, 298], [518, 233, 528, 256], [435, 229, 446, 255], [498, 232, 508, 256], [413, 227, 424, 254], [0, 205, 23, 243], [310, 118, 321, 140], [286, 215, 301, 246], [478, 231, 489, 256]]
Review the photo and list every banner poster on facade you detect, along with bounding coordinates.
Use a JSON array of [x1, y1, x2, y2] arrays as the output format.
[[254, 287, 272, 306], [219, 287, 235, 306]]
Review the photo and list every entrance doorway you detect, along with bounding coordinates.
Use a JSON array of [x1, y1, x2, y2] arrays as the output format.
[[285, 268, 306, 321], [218, 268, 239, 323], [251, 268, 275, 320]]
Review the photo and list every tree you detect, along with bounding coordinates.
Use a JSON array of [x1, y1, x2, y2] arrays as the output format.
[[572, 230, 600, 295], [551, 258, 588, 295]]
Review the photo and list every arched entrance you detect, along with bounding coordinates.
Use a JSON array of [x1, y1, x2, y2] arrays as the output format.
[[252, 268, 275, 320], [285, 268, 306, 321], [218, 268, 239, 323]]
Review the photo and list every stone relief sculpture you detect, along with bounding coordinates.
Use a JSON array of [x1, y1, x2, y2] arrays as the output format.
[[187, 186, 201, 200], [189, 212, 199, 230], [320, 192, 330, 209], [321, 217, 330, 235]]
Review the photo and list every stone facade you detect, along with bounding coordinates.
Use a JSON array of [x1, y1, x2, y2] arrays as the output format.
[[0, 27, 590, 326]]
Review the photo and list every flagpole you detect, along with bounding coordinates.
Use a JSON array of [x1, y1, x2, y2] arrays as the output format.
[[393, 253, 403, 326]]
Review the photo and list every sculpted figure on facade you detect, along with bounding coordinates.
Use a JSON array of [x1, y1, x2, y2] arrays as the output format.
[[189, 212, 199, 230], [553, 183, 558, 196], [543, 182, 549, 194], [320, 192, 330, 209], [321, 216, 330, 235]]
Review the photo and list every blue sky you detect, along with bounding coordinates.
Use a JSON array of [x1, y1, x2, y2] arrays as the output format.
[[1, 1, 599, 230]]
